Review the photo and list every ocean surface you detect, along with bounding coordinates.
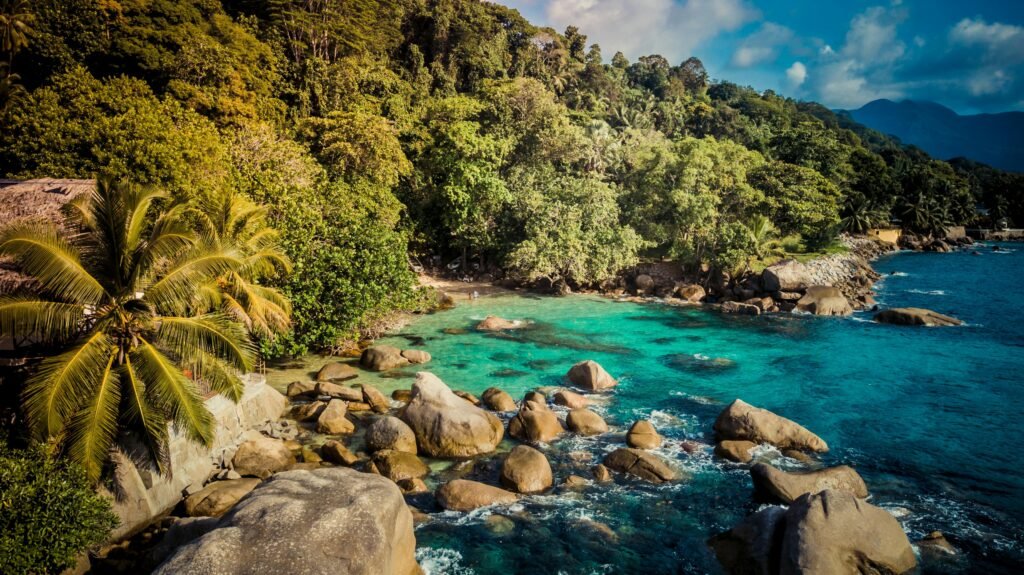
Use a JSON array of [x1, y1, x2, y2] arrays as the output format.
[[290, 244, 1024, 574]]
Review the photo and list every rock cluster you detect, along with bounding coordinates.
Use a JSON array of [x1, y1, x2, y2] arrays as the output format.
[[401, 372, 504, 457]]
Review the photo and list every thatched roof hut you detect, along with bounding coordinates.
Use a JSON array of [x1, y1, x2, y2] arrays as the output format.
[[0, 179, 95, 294]]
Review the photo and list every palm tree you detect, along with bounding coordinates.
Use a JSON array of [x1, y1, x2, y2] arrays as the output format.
[[0, 60, 23, 114], [0, 178, 254, 481], [743, 214, 784, 262], [840, 197, 885, 234], [192, 190, 292, 340], [0, 0, 34, 64]]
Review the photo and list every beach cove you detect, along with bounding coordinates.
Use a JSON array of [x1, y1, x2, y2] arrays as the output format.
[[261, 243, 1024, 574]]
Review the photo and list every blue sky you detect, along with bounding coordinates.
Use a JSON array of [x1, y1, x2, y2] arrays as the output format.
[[497, 0, 1024, 113]]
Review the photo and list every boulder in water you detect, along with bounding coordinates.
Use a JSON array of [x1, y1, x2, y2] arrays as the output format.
[[365, 416, 417, 454], [401, 372, 504, 457], [401, 349, 431, 364], [566, 409, 608, 436], [626, 420, 663, 449], [361, 383, 391, 413], [721, 301, 761, 316], [360, 345, 410, 371], [676, 284, 706, 303], [316, 399, 355, 435], [152, 468, 421, 575], [500, 445, 553, 494], [750, 463, 868, 504], [316, 362, 358, 382], [714, 440, 756, 463], [481, 387, 517, 412], [603, 448, 676, 483], [714, 399, 828, 453], [566, 360, 617, 391], [320, 440, 359, 466], [436, 479, 519, 511], [371, 450, 430, 483], [796, 286, 852, 316], [874, 307, 963, 327], [553, 389, 588, 409], [507, 401, 565, 443], [476, 316, 526, 331], [314, 381, 362, 402]]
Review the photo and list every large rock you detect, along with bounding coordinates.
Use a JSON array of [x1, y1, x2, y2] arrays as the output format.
[[780, 490, 916, 574], [500, 445, 553, 494], [482, 387, 517, 412], [874, 307, 963, 327], [796, 286, 852, 316], [714, 399, 828, 453], [635, 274, 655, 292], [314, 381, 362, 402], [552, 389, 588, 409], [626, 420, 663, 449], [401, 372, 504, 457], [762, 259, 812, 293], [476, 316, 526, 331], [287, 380, 317, 399], [566, 409, 608, 436], [365, 416, 417, 454], [677, 284, 706, 303], [320, 440, 359, 466], [371, 450, 430, 483], [603, 448, 676, 483], [401, 349, 431, 364], [709, 490, 916, 575], [231, 436, 296, 479], [714, 440, 756, 463], [722, 301, 761, 316], [507, 401, 564, 443], [316, 399, 355, 435], [316, 362, 358, 382], [750, 463, 869, 504], [566, 360, 617, 391], [153, 468, 420, 575], [436, 479, 518, 511], [360, 345, 410, 371], [183, 479, 261, 517], [361, 383, 391, 413]]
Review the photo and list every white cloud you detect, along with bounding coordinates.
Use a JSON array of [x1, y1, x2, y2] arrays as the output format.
[[543, 0, 759, 62], [731, 22, 795, 68], [786, 61, 807, 87], [949, 18, 1024, 65], [913, 35, 925, 48]]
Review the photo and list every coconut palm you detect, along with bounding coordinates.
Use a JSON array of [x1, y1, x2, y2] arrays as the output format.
[[840, 196, 885, 234], [0, 178, 253, 481], [0, 60, 23, 114], [0, 0, 34, 63], [191, 190, 292, 340], [743, 214, 785, 261]]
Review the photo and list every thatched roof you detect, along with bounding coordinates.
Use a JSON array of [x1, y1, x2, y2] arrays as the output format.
[[0, 179, 95, 294]]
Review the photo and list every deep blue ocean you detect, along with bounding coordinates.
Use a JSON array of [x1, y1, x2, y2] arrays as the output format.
[[370, 244, 1023, 574]]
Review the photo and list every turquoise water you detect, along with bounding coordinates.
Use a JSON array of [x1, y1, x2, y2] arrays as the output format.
[[374, 245, 1024, 574]]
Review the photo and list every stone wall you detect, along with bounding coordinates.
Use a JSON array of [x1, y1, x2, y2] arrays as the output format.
[[104, 377, 287, 540]]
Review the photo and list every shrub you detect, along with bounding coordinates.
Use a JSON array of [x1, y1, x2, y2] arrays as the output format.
[[0, 445, 118, 575]]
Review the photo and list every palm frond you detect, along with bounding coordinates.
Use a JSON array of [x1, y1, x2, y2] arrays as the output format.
[[22, 331, 115, 439], [156, 313, 255, 372], [133, 338, 214, 446], [0, 297, 84, 343], [65, 354, 121, 482], [121, 354, 169, 474], [144, 250, 241, 314], [184, 351, 245, 402], [237, 282, 292, 336], [0, 224, 106, 304], [125, 186, 169, 249]]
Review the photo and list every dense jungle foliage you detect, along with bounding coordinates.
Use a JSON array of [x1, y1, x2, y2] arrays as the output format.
[[2, 0, 1022, 355]]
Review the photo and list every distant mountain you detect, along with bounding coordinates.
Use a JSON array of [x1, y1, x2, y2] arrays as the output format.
[[842, 99, 1024, 173]]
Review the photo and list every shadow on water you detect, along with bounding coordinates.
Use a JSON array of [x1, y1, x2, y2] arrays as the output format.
[[491, 368, 529, 378], [625, 313, 711, 330], [484, 322, 633, 355], [525, 359, 557, 370]]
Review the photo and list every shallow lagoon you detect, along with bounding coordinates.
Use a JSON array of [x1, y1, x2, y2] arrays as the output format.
[[277, 245, 1024, 573]]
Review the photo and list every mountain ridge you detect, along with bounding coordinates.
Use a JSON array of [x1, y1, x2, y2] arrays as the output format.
[[842, 99, 1024, 172]]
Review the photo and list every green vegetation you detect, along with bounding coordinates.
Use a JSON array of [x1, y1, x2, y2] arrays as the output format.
[[0, 179, 260, 480], [0, 442, 117, 574], [1, 0, 1022, 360]]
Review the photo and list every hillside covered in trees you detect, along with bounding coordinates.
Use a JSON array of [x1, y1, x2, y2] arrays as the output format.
[[2, 0, 1022, 357]]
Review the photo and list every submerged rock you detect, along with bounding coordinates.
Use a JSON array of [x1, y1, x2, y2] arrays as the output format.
[[626, 420, 663, 449], [750, 463, 869, 504], [507, 400, 565, 443], [231, 436, 295, 479], [566, 360, 617, 391], [500, 445, 553, 494], [476, 316, 526, 331], [662, 353, 737, 373], [566, 409, 608, 436], [401, 372, 504, 457], [603, 448, 676, 483], [481, 387, 517, 412], [360, 345, 410, 371], [874, 307, 963, 327], [152, 468, 421, 575], [436, 479, 519, 511], [714, 399, 828, 453], [401, 349, 431, 364]]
